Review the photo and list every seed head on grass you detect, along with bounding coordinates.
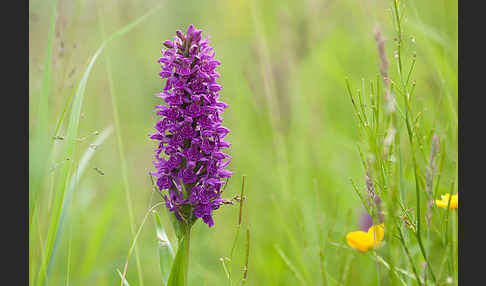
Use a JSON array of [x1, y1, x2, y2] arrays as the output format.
[[365, 167, 384, 224], [374, 25, 389, 87], [373, 24, 395, 113], [150, 24, 232, 227], [426, 133, 440, 226]]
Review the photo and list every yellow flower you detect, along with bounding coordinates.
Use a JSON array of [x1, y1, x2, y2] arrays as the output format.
[[435, 193, 458, 210], [346, 224, 385, 252]]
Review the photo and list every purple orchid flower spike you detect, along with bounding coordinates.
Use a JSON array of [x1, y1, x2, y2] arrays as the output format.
[[151, 24, 232, 228]]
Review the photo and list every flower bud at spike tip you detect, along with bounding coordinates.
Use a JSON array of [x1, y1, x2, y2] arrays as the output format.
[[150, 25, 232, 227], [163, 40, 174, 49], [176, 30, 185, 41]]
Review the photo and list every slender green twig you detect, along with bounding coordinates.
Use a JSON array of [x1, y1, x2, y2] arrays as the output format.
[[238, 175, 247, 226], [395, 221, 423, 285], [228, 175, 247, 285], [220, 258, 231, 281], [391, 0, 437, 283], [240, 229, 250, 286], [120, 202, 165, 286]]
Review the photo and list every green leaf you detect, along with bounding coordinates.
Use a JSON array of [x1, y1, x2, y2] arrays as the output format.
[[36, 33, 107, 286], [29, 0, 58, 233], [153, 210, 175, 285], [167, 226, 191, 286]]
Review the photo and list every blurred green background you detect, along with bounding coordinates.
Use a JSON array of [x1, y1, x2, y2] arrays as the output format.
[[29, 0, 457, 285]]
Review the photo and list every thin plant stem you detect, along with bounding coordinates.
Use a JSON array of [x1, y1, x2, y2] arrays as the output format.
[[395, 221, 422, 285], [392, 0, 437, 283], [95, 2, 148, 285], [240, 229, 250, 286], [120, 202, 165, 286]]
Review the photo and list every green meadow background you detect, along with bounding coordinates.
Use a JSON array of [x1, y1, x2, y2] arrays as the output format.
[[29, 0, 457, 285]]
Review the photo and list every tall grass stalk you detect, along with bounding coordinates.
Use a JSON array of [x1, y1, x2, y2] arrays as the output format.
[[36, 36, 106, 286], [240, 229, 250, 286], [225, 175, 247, 286], [94, 2, 165, 285], [30, 0, 58, 228], [65, 222, 73, 286], [229, 175, 247, 258], [391, 0, 437, 282], [34, 6, 162, 286], [48, 127, 113, 272]]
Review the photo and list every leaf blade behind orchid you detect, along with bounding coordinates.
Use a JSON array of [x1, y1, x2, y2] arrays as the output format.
[[153, 210, 175, 285], [167, 227, 191, 286]]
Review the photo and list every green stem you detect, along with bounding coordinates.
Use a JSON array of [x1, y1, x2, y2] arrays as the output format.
[[167, 225, 192, 286], [393, 0, 404, 86], [396, 221, 422, 285], [451, 211, 458, 281], [391, 0, 437, 283]]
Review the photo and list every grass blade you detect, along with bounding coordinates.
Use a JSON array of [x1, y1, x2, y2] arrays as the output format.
[[372, 254, 411, 286], [153, 210, 175, 285], [117, 269, 131, 286], [78, 188, 120, 278], [120, 202, 165, 286], [36, 0, 57, 139], [36, 35, 108, 286], [274, 244, 306, 285], [29, 0, 58, 230], [95, 2, 165, 284], [35, 4, 161, 283], [48, 127, 113, 269]]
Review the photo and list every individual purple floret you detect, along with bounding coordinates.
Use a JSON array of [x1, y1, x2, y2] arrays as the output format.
[[150, 24, 232, 227]]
